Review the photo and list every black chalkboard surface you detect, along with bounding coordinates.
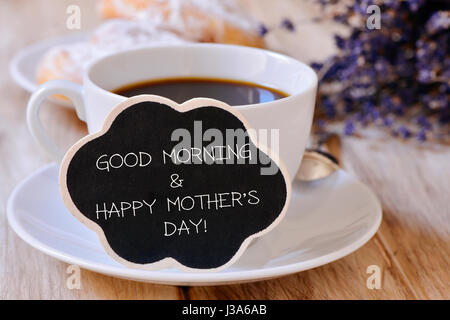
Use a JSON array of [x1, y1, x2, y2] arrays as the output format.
[[59, 95, 291, 271]]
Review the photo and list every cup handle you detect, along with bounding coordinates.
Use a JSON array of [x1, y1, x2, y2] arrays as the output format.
[[27, 80, 85, 162]]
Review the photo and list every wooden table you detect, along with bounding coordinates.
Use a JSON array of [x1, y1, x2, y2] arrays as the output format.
[[1, 0, 448, 300]]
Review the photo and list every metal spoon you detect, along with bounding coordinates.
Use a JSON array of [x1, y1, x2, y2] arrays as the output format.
[[295, 133, 341, 181]]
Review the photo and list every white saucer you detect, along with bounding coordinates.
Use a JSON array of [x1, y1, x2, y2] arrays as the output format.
[[7, 164, 381, 286], [9, 33, 88, 107]]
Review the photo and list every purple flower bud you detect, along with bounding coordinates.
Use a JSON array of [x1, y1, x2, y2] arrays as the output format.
[[334, 35, 346, 50], [397, 126, 412, 139], [371, 109, 381, 120], [383, 117, 394, 127], [311, 62, 323, 71], [426, 11, 449, 35], [406, 0, 424, 12], [323, 98, 336, 118], [416, 129, 427, 142], [258, 23, 268, 37], [281, 18, 295, 32], [416, 116, 432, 130]]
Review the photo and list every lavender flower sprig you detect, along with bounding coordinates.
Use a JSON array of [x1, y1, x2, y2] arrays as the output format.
[[259, 0, 450, 143]]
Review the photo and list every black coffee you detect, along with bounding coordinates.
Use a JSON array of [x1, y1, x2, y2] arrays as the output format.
[[113, 77, 288, 106]]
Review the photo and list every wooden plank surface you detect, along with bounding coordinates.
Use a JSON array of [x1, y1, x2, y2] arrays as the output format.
[[0, 0, 448, 300]]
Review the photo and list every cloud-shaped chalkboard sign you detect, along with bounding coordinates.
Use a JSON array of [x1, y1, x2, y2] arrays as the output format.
[[60, 95, 291, 271]]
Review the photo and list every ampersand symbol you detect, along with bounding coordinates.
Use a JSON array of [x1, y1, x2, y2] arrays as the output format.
[[170, 174, 184, 188]]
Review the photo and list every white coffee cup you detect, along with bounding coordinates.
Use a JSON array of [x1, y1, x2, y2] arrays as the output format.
[[27, 44, 317, 180]]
